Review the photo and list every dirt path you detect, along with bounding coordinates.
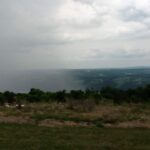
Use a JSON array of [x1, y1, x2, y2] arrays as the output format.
[[0, 116, 150, 128]]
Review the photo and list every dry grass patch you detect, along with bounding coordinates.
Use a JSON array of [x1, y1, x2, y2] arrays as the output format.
[[0, 102, 150, 128]]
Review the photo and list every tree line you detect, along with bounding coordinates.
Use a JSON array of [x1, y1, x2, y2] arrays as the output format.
[[0, 84, 150, 105]]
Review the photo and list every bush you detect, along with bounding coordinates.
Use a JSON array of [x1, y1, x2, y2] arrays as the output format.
[[0, 93, 4, 105], [4, 91, 15, 104]]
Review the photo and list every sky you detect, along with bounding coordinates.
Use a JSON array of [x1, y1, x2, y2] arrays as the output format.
[[0, 0, 150, 70]]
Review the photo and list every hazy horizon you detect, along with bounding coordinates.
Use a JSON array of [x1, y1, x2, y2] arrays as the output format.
[[0, 67, 149, 92]]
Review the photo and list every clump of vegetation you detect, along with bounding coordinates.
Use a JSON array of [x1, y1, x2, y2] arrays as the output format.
[[0, 84, 150, 105], [67, 99, 97, 112]]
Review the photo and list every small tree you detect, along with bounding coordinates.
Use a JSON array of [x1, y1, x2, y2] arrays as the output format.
[[55, 90, 66, 102], [28, 88, 44, 102], [0, 93, 4, 105], [4, 91, 15, 104]]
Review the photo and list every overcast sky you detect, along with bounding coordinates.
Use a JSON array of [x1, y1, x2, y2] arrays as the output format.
[[0, 0, 150, 70]]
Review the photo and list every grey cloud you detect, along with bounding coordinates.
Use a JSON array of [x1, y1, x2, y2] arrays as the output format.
[[87, 48, 150, 60], [0, 0, 65, 50], [73, 0, 94, 5], [120, 7, 149, 22], [0, 0, 150, 70], [111, 49, 150, 58]]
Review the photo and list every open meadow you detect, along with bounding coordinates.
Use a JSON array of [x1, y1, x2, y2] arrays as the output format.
[[0, 102, 150, 149], [0, 123, 150, 150]]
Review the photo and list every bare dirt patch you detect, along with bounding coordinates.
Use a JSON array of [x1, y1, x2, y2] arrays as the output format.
[[38, 119, 90, 127], [0, 116, 34, 124]]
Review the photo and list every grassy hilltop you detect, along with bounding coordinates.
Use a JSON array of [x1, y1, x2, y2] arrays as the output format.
[[0, 84, 150, 149]]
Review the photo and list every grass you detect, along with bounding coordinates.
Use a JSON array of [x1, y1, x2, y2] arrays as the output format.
[[0, 123, 150, 150], [0, 103, 150, 149], [0, 102, 150, 127]]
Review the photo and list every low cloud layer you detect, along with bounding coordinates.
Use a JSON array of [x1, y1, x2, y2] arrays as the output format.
[[0, 0, 150, 70]]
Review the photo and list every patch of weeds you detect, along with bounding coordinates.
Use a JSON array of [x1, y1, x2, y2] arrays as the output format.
[[131, 107, 143, 114], [95, 121, 104, 128], [93, 118, 105, 128], [4, 108, 22, 117], [101, 145, 112, 150], [31, 113, 91, 124], [103, 118, 119, 124], [31, 113, 50, 123], [125, 114, 141, 121], [67, 99, 96, 113]]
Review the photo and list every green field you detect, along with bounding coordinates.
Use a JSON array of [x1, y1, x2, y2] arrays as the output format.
[[0, 102, 150, 149], [0, 123, 150, 150]]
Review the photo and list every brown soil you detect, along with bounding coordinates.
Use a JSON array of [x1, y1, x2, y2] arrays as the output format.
[[0, 116, 150, 128], [38, 119, 90, 127], [0, 116, 34, 124]]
